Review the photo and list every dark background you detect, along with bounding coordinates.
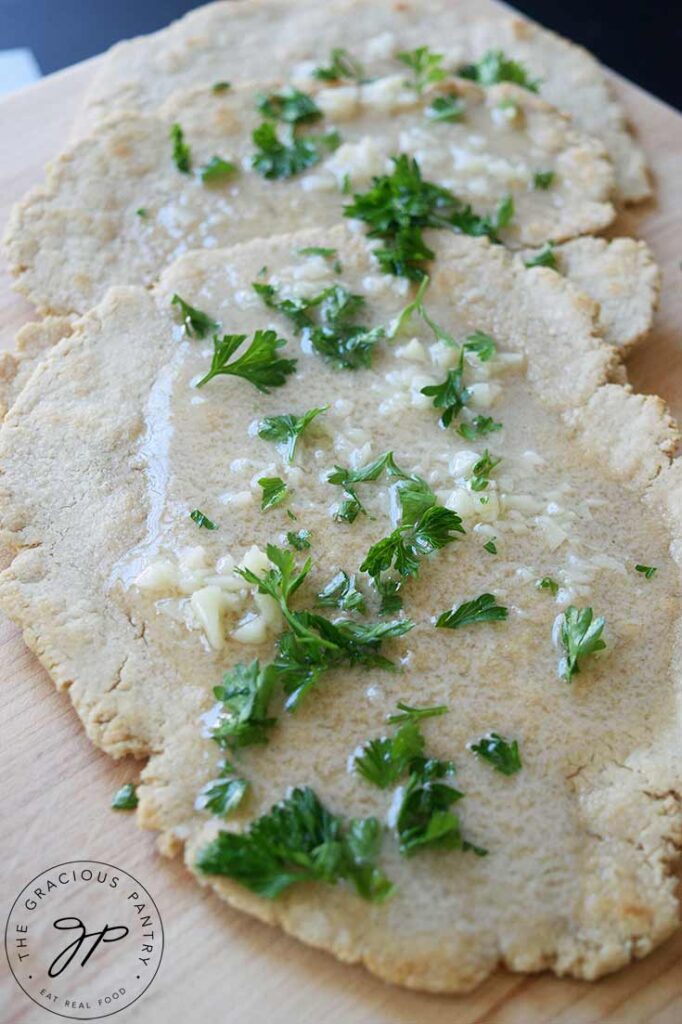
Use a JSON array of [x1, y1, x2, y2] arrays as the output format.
[[1, 0, 680, 109]]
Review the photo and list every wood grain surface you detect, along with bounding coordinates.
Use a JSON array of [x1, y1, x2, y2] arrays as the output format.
[[1, 14, 681, 1024]]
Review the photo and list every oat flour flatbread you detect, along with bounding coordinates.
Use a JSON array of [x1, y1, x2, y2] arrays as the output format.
[[5, 75, 615, 316], [0, 227, 679, 992], [75, 0, 649, 202]]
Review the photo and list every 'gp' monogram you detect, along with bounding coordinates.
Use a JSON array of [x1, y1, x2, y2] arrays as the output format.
[[48, 917, 130, 977]]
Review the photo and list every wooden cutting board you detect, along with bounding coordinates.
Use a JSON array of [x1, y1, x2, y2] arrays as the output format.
[[1, 9, 681, 1023]]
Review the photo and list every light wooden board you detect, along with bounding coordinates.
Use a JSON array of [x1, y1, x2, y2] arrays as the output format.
[[1, 13, 682, 1024]]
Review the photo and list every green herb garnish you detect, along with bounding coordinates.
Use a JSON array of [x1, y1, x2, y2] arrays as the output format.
[[297, 246, 338, 258], [387, 701, 449, 724], [190, 509, 218, 530], [533, 169, 555, 189], [171, 294, 218, 339], [344, 156, 514, 279], [200, 155, 237, 183], [470, 449, 501, 491], [483, 538, 497, 554], [458, 415, 503, 440], [286, 529, 311, 551], [398, 46, 446, 94], [558, 606, 606, 682], [254, 281, 384, 369], [361, 505, 464, 582], [252, 122, 340, 180], [426, 94, 465, 122], [136, 207, 148, 218], [459, 49, 540, 92], [257, 87, 322, 125], [213, 81, 231, 93], [436, 593, 508, 629], [259, 476, 288, 511], [111, 783, 138, 810], [258, 406, 328, 463], [196, 329, 296, 390], [536, 576, 559, 596], [170, 122, 191, 173], [327, 450, 409, 522], [524, 242, 557, 270], [635, 564, 657, 579], [317, 571, 366, 613], [196, 786, 394, 902], [470, 733, 522, 775], [420, 353, 471, 428], [196, 760, 249, 816], [209, 661, 278, 749], [313, 48, 364, 82]]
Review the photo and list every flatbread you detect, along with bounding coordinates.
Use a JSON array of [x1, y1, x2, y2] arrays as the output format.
[[0, 317, 73, 420], [74, 0, 649, 202], [520, 237, 660, 351], [5, 74, 615, 316], [1, 227, 679, 992]]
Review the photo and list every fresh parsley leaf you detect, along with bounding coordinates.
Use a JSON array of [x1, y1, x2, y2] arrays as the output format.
[[297, 246, 338, 258], [426, 94, 465, 122], [361, 505, 464, 581], [317, 571, 366, 613], [462, 330, 497, 361], [257, 87, 322, 125], [536, 576, 559, 596], [420, 353, 470, 427], [483, 538, 497, 554], [470, 732, 522, 775], [286, 529, 311, 551], [136, 207, 148, 218], [436, 593, 508, 629], [209, 661, 278, 749], [259, 476, 288, 511], [635, 564, 657, 579], [195, 329, 296, 391], [344, 156, 513, 280], [374, 576, 404, 615], [457, 415, 503, 440], [171, 293, 219, 339], [395, 759, 469, 856], [200, 155, 237, 183], [190, 508, 218, 530], [111, 783, 138, 811], [252, 121, 340, 180], [558, 605, 606, 682], [327, 451, 409, 521], [313, 48, 364, 82], [170, 122, 192, 173], [254, 281, 384, 369], [196, 760, 249, 816], [258, 406, 328, 463], [533, 169, 555, 189], [398, 46, 446, 94], [524, 242, 557, 270], [355, 720, 425, 789], [213, 81, 231, 93], [386, 701, 449, 724], [459, 49, 540, 92], [235, 545, 413, 710], [470, 449, 501, 491], [196, 786, 394, 902]]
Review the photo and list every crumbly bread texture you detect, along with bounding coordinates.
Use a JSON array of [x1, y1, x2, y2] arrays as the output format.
[[74, 0, 649, 201], [0, 227, 679, 992], [5, 75, 615, 316]]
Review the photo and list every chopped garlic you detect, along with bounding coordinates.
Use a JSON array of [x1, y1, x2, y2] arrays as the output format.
[[190, 586, 231, 650]]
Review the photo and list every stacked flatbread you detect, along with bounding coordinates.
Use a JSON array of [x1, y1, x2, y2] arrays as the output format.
[[1, 0, 680, 995]]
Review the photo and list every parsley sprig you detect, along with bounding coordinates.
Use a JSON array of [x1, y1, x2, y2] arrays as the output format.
[[258, 476, 288, 511], [398, 46, 446, 94], [317, 571, 366, 613], [209, 661, 279, 750], [251, 87, 340, 180], [196, 786, 394, 902], [469, 733, 522, 775], [196, 759, 250, 816], [111, 783, 138, 810], [258, 406, 328, 463], [558, 605, 606, 682], [524, 241, 557, 270], [313, 48, 364, 82], [327, 451, 410, 522], [171, 294, 218, 338], [254, 281, 384, 369], [190, 508, 218, 530], [344, 156, 514, 279], [426, 94, 465, 122], [196, 329, 297, 390], [459, 49, 540, 92], [170, 122, 191, 173], [436, 593, 508, 629]]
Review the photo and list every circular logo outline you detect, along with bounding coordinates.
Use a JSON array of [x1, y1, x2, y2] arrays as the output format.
[[5, 859, 164, 1020]]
